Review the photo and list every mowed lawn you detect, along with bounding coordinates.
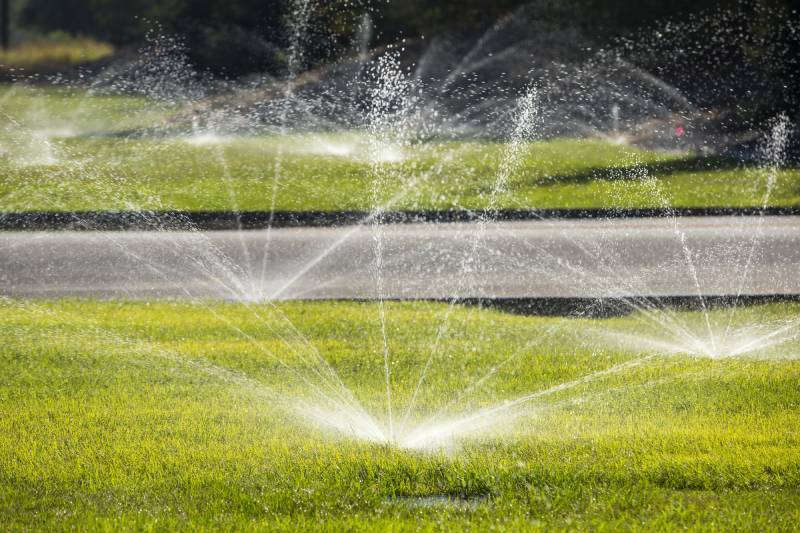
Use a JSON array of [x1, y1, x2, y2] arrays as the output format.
[[2, 85, 799, 213], [1, 299, 799, 530]]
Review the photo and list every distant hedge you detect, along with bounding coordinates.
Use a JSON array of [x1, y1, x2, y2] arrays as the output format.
[[14, 0, 800, 81]]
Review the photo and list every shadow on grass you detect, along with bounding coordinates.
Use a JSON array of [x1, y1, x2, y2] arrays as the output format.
[[456, 295, 800, 318], [531, 155, 750, 186]]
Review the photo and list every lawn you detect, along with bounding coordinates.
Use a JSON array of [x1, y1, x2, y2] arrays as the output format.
[[1, 298, 799, 530], [0, 36, 113, 72], [2, 85, 799, 213]]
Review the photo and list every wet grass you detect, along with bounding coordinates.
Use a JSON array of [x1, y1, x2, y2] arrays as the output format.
[[1, 298, 799, 530], [2, 85, 799, 213]]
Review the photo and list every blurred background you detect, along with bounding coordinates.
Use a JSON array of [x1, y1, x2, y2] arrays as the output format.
[[1, 0, 799, 155], [0, 1, 797, 78]]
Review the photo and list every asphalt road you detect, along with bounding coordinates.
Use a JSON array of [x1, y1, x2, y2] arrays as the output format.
[[1, 216, 799, 300]]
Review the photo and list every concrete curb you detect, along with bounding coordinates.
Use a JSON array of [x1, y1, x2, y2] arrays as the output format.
[[1, 207, 799, 231]]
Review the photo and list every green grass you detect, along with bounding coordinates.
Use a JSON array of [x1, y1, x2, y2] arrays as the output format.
[[2, 85, 799, 213], [0, 36, 113, 72], [1, 298, 799, 530]]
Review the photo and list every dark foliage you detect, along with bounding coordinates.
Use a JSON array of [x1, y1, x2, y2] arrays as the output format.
[[14, 0, 800, 88]]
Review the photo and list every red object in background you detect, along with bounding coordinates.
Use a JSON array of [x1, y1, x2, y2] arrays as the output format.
[[675, 125, 685, 137]]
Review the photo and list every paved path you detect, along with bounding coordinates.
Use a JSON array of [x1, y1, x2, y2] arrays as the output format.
[[1, 216, 799, 300]]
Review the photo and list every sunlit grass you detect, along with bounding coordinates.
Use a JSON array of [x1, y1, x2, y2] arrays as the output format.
[[2, 85, 798, 213], [0, 36, 113, 71], [1, 299, 799, 529]]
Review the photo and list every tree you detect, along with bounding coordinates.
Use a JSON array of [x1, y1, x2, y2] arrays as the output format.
[[19, 0, 98, 37], [1, 0, 9, 49]]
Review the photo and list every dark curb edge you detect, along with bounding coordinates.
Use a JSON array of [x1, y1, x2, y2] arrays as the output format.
[[345, 294, 800, 318], [1, 207, 799, 231]]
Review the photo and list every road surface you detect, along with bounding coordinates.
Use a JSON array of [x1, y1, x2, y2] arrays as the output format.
[[1, 216, 799, 300]]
